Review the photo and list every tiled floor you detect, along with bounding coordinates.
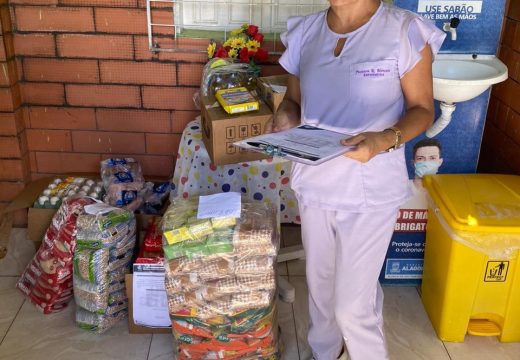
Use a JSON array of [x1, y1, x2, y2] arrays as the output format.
[[1, 228, 520, 359]]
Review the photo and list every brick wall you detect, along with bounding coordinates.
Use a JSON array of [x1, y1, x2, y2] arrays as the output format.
[[0, 0, 285, 190], [0, 0, 29, 214], [479, 0, 520, 174]]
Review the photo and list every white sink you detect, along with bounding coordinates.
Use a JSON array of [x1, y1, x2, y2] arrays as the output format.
[[432, 54, 508, 104]]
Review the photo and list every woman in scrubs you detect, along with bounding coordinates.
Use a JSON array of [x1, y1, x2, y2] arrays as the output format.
[[268, 0, 445, 359]]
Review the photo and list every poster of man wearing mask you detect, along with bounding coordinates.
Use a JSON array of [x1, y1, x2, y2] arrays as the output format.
[[380, 137, 447, 284]]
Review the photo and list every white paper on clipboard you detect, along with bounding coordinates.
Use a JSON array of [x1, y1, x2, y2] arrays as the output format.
[[234, 125, 352, 165]]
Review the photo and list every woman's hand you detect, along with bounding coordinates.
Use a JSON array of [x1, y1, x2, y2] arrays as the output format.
[[341, 130, 395, 163]]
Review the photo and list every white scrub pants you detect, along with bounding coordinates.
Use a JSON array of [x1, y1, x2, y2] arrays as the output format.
[[299, 204, 399, 360]]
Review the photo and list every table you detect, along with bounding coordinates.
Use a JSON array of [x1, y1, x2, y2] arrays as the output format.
[[171, 118, 300, 224]]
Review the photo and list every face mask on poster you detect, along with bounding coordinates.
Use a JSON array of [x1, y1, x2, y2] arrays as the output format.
[[414, 161, 441, 178]]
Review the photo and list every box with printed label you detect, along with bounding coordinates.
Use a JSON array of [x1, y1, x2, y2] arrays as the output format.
[[200, 95, 272, 166], [257, 75, 288, 113], [215, 87, 259, 114]]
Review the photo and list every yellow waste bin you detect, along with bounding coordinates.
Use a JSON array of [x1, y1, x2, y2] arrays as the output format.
[[421, 174, 520, 343]]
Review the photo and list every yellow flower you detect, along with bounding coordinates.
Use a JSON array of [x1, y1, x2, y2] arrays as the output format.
[[207, 42, 216, 58], [245, 39, 261, 52], [231, 38, 246, 49], [230, 27, 243, 36], [223, 39, 233, 48], [228, 48, 238, 58]]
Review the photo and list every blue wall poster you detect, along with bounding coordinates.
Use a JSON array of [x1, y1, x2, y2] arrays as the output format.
[[379, 0, 507, 285]]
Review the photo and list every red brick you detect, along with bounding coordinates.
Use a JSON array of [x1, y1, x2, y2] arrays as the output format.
[[14, 6, 94, 32], [506, 109, 520, 145], [112, 153, 172, 177], [494, 99, 510, 132], [0, 159, 25, 180], [60, 0, 137, 6], [0, 136, 22, 157], [134, 36, 209, 62], [0, 181, 25, 201], [3, 33, 15, 57], [0, 113, 19, 135], [501, 135, 520, 174], [13, 33, 56, 57], [23, 58, 99, 84], [502, 18, 517, 49], [0, 89, 13, 111], [71, 130, 145, 154], [0, 85, 22, 111], [0, 6, 14, 35], [178, 63, 203, 86], [26, 129, 72, 151], [142, 86, 198, 110], [57, 34, 134, 59], [171, 110, 199, 133], [499, 46, 520, 83], [10, 0, 58, 4], [21, 83, 65, 106], [510, 0, 520, 21], [508, 80, 520, 114], [95, 8, 171, 35], [0, 38, 5, 61], [0, 60, 18, 86], [96, 109, 170, 132], [29, 106, 96, 130], [145, 133, 181, 154], [513, 22, 520, 53], [34, 151, 101, 173], [99, 61, 176, 86], [29, 151, 37, 173], [16, 58, 23, 82], [66, 85, 140, 107], [137, 0, 171, 8]]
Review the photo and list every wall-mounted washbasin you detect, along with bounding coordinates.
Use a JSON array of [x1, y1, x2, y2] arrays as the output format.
[[426, 54, 508, 138], [432, 54, 508, 104]]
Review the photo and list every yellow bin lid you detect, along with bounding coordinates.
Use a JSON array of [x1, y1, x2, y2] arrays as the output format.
[[423, 174, 520, 234]]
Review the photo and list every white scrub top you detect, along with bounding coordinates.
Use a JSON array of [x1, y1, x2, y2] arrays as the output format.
[[279, 2, 445, 212]]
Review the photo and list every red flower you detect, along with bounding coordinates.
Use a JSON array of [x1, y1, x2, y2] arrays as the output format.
[[215, 46, 228, 58], [247, 25, 259, 36], [239, 47, 250, 63], [253, 33, 264, 43], [253, 47, 269, 62]]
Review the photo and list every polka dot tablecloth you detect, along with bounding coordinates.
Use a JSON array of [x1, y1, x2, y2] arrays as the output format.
[[171, 118, 300, 224]]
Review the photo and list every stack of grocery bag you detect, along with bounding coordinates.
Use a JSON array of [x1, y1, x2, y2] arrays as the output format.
[[17, 197, 97, 314], [73, 204, 136, 333], [162, 195, 281, 359]]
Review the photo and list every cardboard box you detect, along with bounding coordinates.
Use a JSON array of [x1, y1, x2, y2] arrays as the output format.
[[125, 274, 171, 334], [257, 75, 288, 113], [200, 95, 272, 166], [1, 175, 167, 247]]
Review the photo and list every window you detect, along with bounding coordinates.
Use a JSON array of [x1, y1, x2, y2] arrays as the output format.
[[146, 0, 329, 53]]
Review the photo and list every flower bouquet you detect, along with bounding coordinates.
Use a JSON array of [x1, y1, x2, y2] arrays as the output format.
[[207, 24, 269, 67]]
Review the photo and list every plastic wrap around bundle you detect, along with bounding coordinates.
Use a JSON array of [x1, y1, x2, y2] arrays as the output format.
[[73, 207, 135, 333], [200, 58, 259, 98], [100, 158, 144, 207], [171, 304, 282, 360], [76, 307, 128, 334], [17, 197, 96, 314], [162, 196, 280, 359]]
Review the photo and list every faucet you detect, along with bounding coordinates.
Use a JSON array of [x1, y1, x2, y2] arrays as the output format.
[[443, 17, 460, 41]]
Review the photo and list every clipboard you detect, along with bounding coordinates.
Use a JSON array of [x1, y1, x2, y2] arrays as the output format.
[[234, 125, 352, 166]]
